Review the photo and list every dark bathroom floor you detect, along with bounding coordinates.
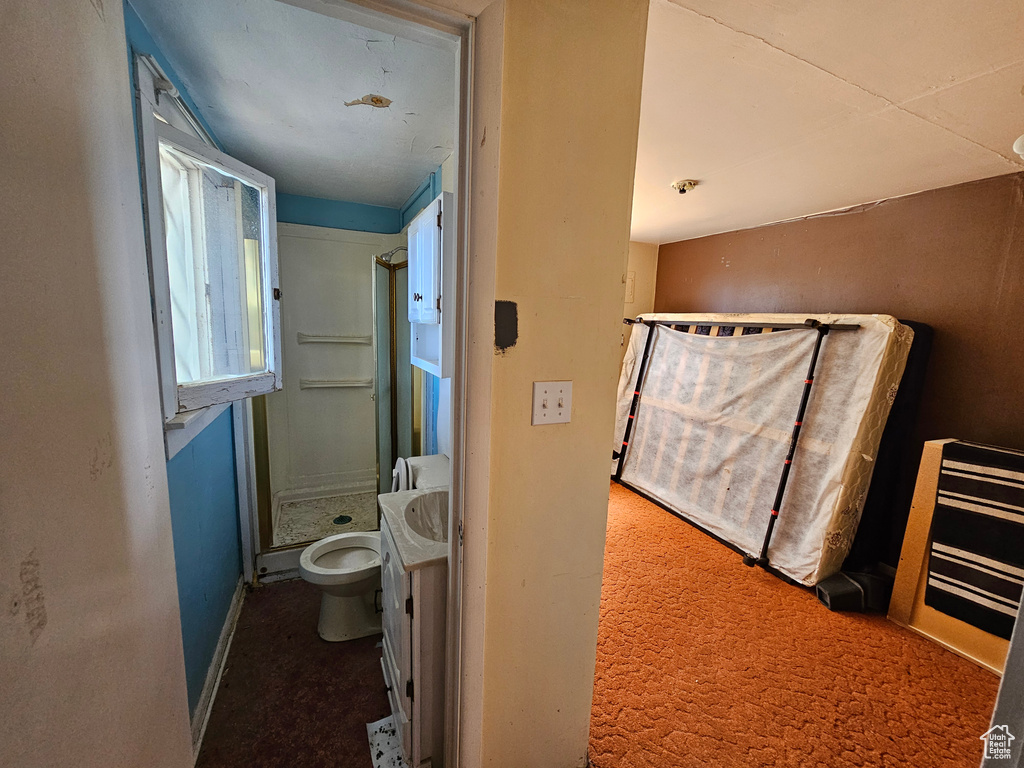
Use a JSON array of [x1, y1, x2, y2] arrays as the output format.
[[196, 578, 389, 768]]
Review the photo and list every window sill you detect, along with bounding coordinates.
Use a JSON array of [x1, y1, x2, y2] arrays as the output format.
[[165, 402, 231, 460]]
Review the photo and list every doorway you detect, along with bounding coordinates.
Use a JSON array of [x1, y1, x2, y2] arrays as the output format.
[[127, 0, 472, 761]]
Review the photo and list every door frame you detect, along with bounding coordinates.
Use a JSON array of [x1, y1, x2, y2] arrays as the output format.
[[231, 2, 474, 765], [375, 254, 411, 483]]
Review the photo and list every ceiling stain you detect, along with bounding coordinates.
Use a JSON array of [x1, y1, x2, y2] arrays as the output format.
[[345, 94, 392, 108]]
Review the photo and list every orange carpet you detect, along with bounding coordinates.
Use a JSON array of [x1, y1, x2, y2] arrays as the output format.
[[590, 483, 1000, 768]]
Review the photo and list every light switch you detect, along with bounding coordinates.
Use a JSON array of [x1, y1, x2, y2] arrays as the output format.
[[532, 381, 572, 425]]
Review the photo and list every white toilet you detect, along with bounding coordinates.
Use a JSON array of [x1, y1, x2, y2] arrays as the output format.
[[298, 530, 382, 642], [299, 379, 452, 641]]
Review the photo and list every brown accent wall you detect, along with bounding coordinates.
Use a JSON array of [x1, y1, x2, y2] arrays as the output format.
[[655, 172, 1024, 451]]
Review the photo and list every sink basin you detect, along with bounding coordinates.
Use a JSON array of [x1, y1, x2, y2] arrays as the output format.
[[403, 489, 449, 543]]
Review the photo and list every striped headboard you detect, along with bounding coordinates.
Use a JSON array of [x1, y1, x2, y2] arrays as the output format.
[[924, 441, 1024, 639]]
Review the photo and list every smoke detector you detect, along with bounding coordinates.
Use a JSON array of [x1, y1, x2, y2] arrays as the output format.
[[671, 179, 698, 194]]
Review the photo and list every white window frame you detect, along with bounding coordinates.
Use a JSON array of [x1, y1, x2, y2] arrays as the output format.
[[135, 56, 282, 451]]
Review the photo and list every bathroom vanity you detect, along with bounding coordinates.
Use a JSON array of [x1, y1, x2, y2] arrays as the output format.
[[378, 488, 448, 768]]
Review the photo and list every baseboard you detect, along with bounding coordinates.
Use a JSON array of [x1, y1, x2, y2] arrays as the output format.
[[191, 577, 246, 761], [256, 546, 304, 581], [260, 567, 300, 584]]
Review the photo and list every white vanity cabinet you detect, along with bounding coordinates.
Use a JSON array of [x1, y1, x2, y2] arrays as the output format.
[[407, 191, 453, 378], [380, 495, 448, 768]]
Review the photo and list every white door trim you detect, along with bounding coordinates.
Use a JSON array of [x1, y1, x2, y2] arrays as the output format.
[[230, 9, 474, 768]]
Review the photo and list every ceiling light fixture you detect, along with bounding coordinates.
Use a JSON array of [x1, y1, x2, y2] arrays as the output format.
[[671, 179, 698, 194], [1014, 135, 1024, 160]]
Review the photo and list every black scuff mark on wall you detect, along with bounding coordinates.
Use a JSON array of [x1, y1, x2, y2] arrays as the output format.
[[495, 300, 518, 354]]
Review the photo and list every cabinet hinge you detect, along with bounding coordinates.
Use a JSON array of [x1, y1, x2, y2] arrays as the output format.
[[437, 211, 442, 229], [273, 288, 282, 301], [436, 297, 441, 313], [405, 596, 414, 618], [406, 679, 414, 701]]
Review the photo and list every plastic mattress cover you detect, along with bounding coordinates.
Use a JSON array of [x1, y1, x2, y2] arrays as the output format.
[[613, 313, 913, 585]]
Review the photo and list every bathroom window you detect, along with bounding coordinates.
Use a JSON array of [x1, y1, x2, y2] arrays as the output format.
[[136, 56, 282, 426]]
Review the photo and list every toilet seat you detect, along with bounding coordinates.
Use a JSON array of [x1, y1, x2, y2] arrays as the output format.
[[299, 531, 381, 586]]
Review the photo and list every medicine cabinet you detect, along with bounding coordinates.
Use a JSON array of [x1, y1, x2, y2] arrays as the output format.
[[407, 192, 453, 378]]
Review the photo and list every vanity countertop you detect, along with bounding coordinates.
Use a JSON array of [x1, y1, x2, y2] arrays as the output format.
[[378, 488, 449, 572]]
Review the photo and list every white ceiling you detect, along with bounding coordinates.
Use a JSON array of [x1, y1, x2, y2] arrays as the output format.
[[130, 0, 457, 208], [632, 0, 1024, 244]]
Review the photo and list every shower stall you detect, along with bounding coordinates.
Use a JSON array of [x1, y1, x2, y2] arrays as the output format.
[[374, 246, 414, 492], [250, 226, 414, 552]]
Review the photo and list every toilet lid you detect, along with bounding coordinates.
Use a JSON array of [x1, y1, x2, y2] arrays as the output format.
[[312, 546, 379, 572]]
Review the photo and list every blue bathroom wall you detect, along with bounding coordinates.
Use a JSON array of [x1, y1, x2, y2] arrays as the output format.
[[277, 192, 401, 234], [165, 410, 241, 714], [423, 372, 440, 456], [276, 163, 443, 235], [399, 165, 443, 229], [123, 0, 241, 720], [276, 161, 442, 234]]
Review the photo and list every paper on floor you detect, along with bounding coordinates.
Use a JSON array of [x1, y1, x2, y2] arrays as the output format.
[[367, 715, 405, 768]]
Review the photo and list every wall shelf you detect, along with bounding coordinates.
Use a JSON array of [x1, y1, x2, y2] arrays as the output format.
[[297, 332, 372, 345], [299, 378, 374, 389]]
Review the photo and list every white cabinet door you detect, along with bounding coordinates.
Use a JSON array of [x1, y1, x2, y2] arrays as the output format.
[[407, 196, 441, 325], [381, 520, 413, 717], [407, 192, 454, 377]]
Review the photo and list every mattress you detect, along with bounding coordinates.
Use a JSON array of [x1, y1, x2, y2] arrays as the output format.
[[613, 313, 914, 585]]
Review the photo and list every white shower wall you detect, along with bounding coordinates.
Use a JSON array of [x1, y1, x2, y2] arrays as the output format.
[[266, 224, 403, 500]]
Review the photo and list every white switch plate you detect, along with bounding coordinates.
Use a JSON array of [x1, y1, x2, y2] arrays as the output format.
[[532, 381, 572, 425]]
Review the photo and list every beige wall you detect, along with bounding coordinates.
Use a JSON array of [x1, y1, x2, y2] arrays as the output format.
[[459, 1, 649, 765], [623, 240, 659, 319], [0, 2, 193, 767], [620, 240, 658, 355], [655, 173, 1024, 451]]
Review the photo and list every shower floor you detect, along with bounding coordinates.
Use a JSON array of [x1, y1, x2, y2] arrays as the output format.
[[273, 491, 378, 548]]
